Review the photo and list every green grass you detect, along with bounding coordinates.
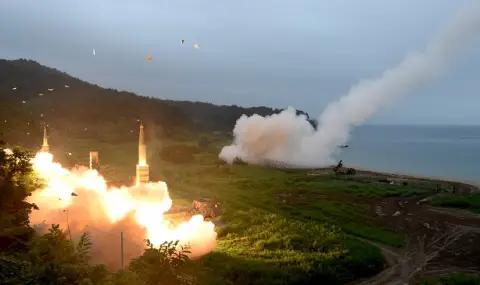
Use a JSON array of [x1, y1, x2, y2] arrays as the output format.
[[421, 273, 480, 285], [201, 209, 383, 285], [430, 194, 480, 213], [31, 137, 450, 284]]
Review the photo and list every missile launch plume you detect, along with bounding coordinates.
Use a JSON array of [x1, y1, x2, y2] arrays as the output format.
[[220, 1, 480, 168], [28, 152, 217, 269]]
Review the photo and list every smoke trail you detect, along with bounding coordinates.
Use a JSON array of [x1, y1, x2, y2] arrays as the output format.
[[220, 1, 480, 167]]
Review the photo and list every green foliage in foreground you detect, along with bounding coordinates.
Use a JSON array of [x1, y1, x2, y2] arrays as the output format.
[[8, 138, 449, 284], [0, 144, 195, 285], [201, 209, 383, 285], [0, 145, 40, 254], [421, 273, 480, 285], [0, 225, 195, 285], [430, 194, 480, 213]]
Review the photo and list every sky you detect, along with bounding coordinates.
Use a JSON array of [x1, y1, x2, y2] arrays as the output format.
[[1, 0, 479, 125]]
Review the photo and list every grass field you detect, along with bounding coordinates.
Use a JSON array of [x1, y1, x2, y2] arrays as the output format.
[[37, 134, 460, 284], [421, 273, 480, 285], [430, 194, 480, 213]]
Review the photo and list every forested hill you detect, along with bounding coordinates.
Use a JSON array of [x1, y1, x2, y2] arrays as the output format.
[[165, 100, 316, 132], [0, 59, 314, 146]]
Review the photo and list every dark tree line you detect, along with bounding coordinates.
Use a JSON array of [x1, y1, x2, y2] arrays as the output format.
[[0, 59, 316, 145]]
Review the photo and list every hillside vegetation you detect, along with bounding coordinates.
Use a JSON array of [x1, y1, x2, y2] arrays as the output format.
[[0, 59, 315, 148], [2, 58, 478, 284]]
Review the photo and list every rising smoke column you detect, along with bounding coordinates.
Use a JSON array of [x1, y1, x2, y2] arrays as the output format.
[[220, 1, 480, 167]]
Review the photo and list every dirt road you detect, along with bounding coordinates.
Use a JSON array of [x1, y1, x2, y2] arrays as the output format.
[[353, 196, 480, 285]]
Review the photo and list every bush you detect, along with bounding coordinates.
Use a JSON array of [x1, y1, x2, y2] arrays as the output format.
[[0, 141, 195, 285]]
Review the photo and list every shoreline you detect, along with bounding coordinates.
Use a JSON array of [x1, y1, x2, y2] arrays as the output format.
[[345, 164, 480, 191]]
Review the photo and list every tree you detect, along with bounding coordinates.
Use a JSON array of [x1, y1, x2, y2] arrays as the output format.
[[0, 144, 40, 253], [0, 140, 196, 285], [126, 240, 195, 285]]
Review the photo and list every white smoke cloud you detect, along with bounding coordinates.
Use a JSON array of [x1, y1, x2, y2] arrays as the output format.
[[220, 1, 480, 168]]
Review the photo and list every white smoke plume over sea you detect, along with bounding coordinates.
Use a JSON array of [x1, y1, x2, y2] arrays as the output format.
[[220, 1, 480, 168]]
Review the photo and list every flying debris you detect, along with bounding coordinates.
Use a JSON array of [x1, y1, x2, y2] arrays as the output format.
[[38, 93, 44, 96], [22, 101, 26, 104], [146, 56, 152, 61], [194, 43, 200, 49], [65, 85, 69, 88], [12, 87, 17, 91], [71, 192, 78, 197], [47, 89, 54, 92], [181, 39, 185, 45], [337, 144, 349, 148], [93, 49, 96, 56]]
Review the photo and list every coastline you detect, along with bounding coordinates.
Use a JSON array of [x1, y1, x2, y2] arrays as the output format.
[[346, 164, 480, 191]]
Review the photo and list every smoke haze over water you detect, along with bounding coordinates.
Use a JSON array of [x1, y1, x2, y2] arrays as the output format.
[[219, 1, 480, 168]]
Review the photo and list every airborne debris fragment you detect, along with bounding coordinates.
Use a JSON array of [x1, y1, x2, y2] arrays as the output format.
[[194, 43, 200, 49], [48, 88, 54, 92], [12, 87, 17, 91], [65, 85, 69, 88], [93, 49, 96, 56], [38, 93, 44, 96], [181, 39, 185, 45], [417, 197, 432, 205], [22, 101, 26, 104], [146, 56, 152, 61]]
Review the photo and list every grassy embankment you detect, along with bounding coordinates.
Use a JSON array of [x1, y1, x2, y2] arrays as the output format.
[[40, 134, 447, 285], [430, 194, 480, 213], [421, 273, 480, 285]]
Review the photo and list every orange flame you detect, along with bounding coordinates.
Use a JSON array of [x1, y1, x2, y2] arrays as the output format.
[[28, 152, 217, 260]]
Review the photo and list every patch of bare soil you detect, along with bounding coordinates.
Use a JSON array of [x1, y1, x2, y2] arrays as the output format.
[[300, 169, 480, 284], [358, 196, 480, 285]]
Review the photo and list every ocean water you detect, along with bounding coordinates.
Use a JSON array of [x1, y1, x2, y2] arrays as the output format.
[[337, 125, 480, 181]]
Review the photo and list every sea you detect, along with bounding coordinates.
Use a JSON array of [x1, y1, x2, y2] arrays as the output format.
[[337, 125, 480, 182]]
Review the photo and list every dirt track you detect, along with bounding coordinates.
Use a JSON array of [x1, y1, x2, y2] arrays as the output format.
[[353, 196, 480, 285]]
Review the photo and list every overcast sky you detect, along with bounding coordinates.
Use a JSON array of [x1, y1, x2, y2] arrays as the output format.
[[1, 0, 479, 125]]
